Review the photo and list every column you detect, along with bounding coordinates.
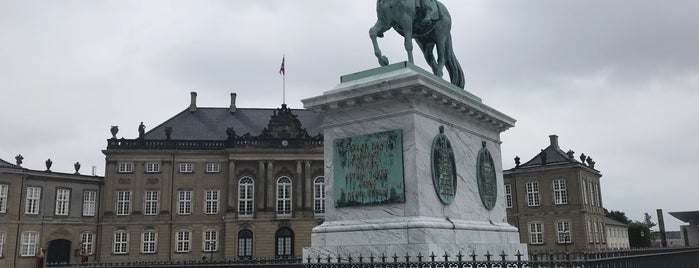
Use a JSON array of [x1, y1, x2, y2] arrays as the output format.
[[295, 161, 303, 210], [227, 160, 236, 210], [258, 161, 266, 211], [266, 161, 274, 211], [304, 161, 312, 210]]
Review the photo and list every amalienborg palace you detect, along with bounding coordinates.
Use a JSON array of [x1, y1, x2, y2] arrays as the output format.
[[0, 92, 326, 267]]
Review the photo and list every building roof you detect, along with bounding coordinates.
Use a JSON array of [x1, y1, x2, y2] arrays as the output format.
[[506, 135, 598, 172], [142, 106, 322, 140], [670, 211, 699, 225], [0, 158, 21, 169], [604, 217, 629, 227]]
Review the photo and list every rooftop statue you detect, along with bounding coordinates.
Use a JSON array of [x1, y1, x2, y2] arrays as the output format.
[[370, 0, 465, 88]]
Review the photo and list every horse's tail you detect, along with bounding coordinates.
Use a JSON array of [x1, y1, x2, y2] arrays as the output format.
[[444, 34, 465, 89]]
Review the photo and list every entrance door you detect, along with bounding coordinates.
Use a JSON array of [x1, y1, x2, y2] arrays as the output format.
[[47, 239, 72, 264]]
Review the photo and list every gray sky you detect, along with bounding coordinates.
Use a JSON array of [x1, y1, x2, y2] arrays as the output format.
[[1, 0, 698, 231]]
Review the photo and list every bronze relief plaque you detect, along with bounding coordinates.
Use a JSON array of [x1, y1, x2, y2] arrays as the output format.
[[431, 126, 457, 205], [477, 141, 497, 210]]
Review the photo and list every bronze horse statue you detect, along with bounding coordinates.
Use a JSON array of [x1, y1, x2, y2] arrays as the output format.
[[369, 0, 465, 88]]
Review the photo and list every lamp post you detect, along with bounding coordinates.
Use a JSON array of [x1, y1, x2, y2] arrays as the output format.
[[640, 230, 645, 248]]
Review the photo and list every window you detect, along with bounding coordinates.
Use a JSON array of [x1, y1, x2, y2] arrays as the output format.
[[556, 221, 571, 244], [588, 221, 593, 243], [21, 231, 39, 256], [238, 177, 254, 218], [594, 222, 600, 243], [203, 230, 218, 252], [529, 223, 543, 244], [142, 231, 157, 253], [179, 163, 193, 173], [526, 182, 540, 207], [116, 191, 131, 215], [113, 231, 129, 254], [81, 232, 94, 255], [582, 181, 589, 204], [589, 181, 596, 206], [594, 183, 601, 207], [0, 184, 8, 213], [276, 177, 292, 217], [238, 229, 253, 258], [205, 163, 220, 173], [553, 179, 568, 205], [83, 191, 97, 216], [504, 184, 513, 208], [144, 191, 159, 216], [55, 188, 71, 215], [118, 162, 133, 173], [205, 190, 219, 215], [314, 177, 325, 217], [0, 231, 4, 257], [275, 228, 294, 258], [25, 186, 41, 214], [145, 163, 160, 173], [178, 190, 192, 215], [176, 230, 191, 253]]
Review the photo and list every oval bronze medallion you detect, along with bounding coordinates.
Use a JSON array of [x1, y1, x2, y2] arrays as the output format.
[[477, 141, 497, 210], [431, 126, 457, 205]]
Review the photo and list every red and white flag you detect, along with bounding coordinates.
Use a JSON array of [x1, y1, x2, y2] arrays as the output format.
[[279, 56, 285, 75]]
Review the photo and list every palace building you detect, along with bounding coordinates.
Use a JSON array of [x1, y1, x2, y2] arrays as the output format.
[[504, 135, 607, 252], [98, 92, 324, 262], [0, 157, 103, 267]]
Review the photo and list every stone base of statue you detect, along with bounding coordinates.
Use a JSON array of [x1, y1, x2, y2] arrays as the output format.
[[301, 62, 527, 261]]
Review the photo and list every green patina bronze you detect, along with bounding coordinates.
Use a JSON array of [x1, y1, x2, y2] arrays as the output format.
[[369, 0, 465, 88], [334, 129, 405, 207], [477, 141, 497, 210], [430, 126, 457, 205]]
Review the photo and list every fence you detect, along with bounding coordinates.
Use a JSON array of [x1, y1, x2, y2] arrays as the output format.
[[48, 247, 699, 268]]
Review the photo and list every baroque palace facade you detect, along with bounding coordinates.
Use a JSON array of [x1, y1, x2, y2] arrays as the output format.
[[99, 92, 324, 262], [504, 135, 607, 252]]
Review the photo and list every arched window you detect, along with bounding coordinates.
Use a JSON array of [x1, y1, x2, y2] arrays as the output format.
[[276, 177, 292, 217], [238, 177, 254, 218], [237, 229, 253, 259], [313, 177, 325, 217], [275, 228, 294, 258]]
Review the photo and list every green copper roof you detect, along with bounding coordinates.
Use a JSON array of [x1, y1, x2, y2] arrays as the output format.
[[340, 62, 481, 103]]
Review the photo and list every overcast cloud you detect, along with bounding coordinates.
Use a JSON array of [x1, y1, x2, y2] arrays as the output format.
[[1, 0, 698, 231]]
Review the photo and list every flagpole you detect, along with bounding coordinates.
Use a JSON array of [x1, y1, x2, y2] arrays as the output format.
[[283, 69, 286, 105]]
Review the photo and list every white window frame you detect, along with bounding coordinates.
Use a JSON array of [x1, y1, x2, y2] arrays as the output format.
[[276, 177, 292, 218], [205, 190, 219, 215], [25, 186, 41, 215], [144, 190, 159, 216], [141, 231, 157, 254], [82, 190, 97, 216], [526, 182, 540, 207], [0, 231, 5, 257], [582, 180, 589, 204], [117, 162, 133, 173], [556, 221, 571, 244], [553, 179, 568, 205], [238, 177, 254, 218], [113, 231, 129, 254], [55, 188, 71, 215], [145, 162, 160, 173], [179, 163, 193, 173], [594, 183, 601, 207], [178, 190, 192, 215], [504, 184, 513, 208], [116, 191, 131, 216], [588, 220, 593, 243], [238, 229, 253, 258], [203, 230, 218, 252], [314, 176, 325, 217], [529, 222, 543, 244], [80, 232, 94, 255], [20, 231, 39, 256], [205, 163, 220, 173], [176, 230, 191, 253], [589, 181, 596, 206], [0, 184, 8, 213]]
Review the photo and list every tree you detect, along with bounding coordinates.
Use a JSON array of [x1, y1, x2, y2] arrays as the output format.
[[628, 222, 651, 248], [643, 213, 657, 229], [605, 209, 631, 224]]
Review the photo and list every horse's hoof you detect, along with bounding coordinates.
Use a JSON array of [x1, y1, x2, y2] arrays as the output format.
[[378, 33, 384, 38], [379, 56, 389, 66]]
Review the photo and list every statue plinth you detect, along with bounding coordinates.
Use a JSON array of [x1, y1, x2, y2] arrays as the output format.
[[302, 62, 526, 261]]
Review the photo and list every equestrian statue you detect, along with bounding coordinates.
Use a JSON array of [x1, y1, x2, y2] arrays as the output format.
[[369, 0, 465, 89]]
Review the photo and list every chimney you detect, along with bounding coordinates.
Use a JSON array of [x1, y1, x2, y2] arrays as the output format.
[[230, 93, 237, 112], [549, 134, 559, 149], [189, 92, 197, 112]]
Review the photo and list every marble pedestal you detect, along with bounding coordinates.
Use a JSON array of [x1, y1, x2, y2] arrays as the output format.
[[302, 62, 527, 261]]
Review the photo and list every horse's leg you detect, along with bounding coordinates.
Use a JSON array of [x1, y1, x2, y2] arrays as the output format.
[[434, 33, 448, 77], [418, 39, 438, 74], [402, 20, 414, 64], [369, 21, 391, 66]]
